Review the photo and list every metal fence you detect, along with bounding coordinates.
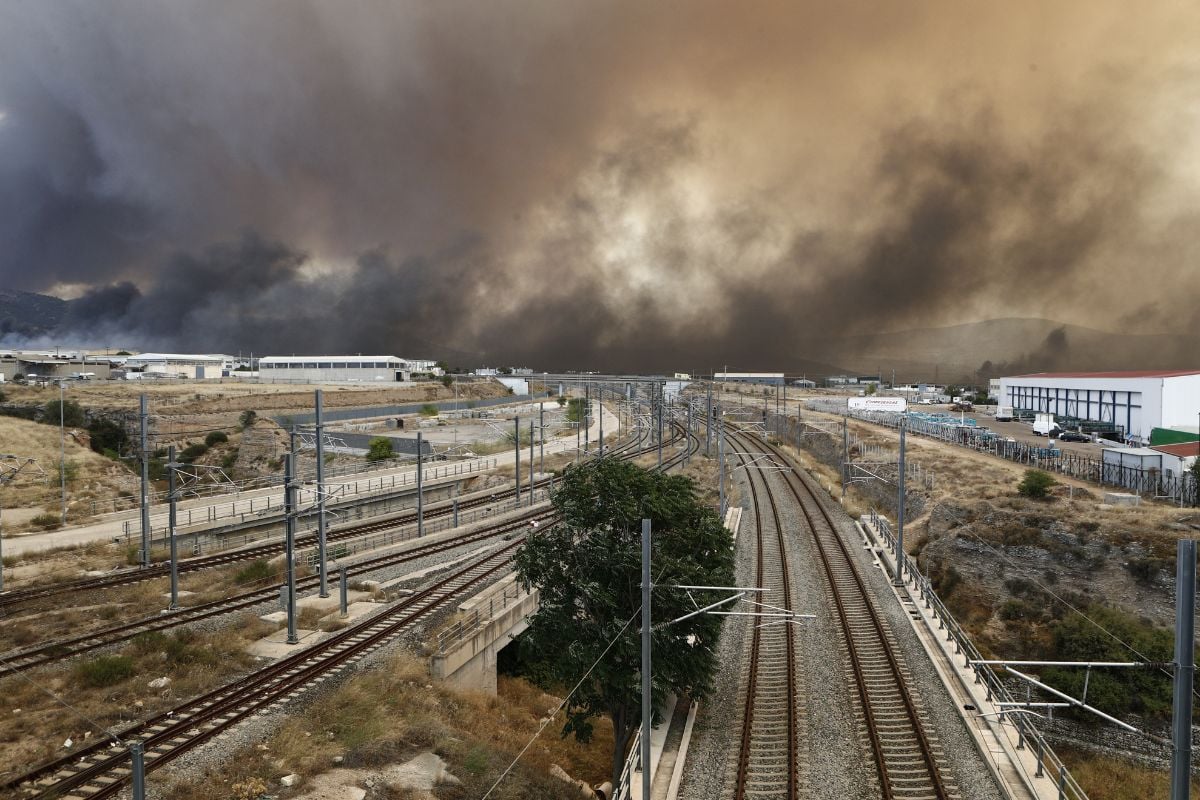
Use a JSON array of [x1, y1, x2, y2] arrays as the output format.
[[126, 457, 500, 551], [808, 401, 1198, 507], [867, 510, 1089, 800], [434, 578, 531, 653]]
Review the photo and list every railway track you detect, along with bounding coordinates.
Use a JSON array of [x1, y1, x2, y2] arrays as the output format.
[[750, 430, 958, 800], [1, 538, 527, 800], [0, 428, 660, 673], [2, 411, 699, 799], [727, 432, 803, 800], [0, 425, 659, 614]]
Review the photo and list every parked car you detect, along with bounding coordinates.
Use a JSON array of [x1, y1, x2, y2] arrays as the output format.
[[1058, 430, 1089, 443]]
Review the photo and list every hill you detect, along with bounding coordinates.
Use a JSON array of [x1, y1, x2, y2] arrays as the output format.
[[0, 291, 67, 339]]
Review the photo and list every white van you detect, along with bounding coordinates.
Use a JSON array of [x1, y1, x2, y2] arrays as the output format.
[[995, 406, 1014, 422], [1032, 413, 1060, 437]]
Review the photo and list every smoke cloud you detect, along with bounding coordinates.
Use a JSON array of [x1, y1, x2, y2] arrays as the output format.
[[2, 2, 1200, 370]]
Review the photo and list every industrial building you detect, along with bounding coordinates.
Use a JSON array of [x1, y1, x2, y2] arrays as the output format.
[[715, 372, 784, 386], [259, 356, 410, 382], [999, 370, 1200, 446], [0, 352, 113, 381], [122, 353, 225, 379]]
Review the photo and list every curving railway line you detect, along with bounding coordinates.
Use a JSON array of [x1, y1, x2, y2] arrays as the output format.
[[0, 422, 666, 615], [2, 416, 701, 800], [733, 427, 958, 800], [727, 431, 803, 800]]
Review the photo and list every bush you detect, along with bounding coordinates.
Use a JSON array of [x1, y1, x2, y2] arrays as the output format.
[[76, 655, 134, 687], [366, 437, 394, 462], [234, 559, 273, 586], [204, 430, 229, 447], [31, 512, 62, 530], [43, 398, 87, 428], [440, 375, 453, 388], [179, 443, 209, 463], [88, 418, 129, 456], [239, 409, 258, 429], [419, 404, 439, 418], [1017, 469, 1056, 499], [55, 459, 79, 486], [221, 449, 239, 470]]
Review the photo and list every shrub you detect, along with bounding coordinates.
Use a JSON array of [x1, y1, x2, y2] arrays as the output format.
[[366, 437, 394, 462], [221, 449, 239, 470], [76, 655, 134, 688], [179, 443, 209, 463], [1017, 469, 1056, 499], [239, 409, 258, 429], [88, 418, 129, 456], [234, 559, 273, 586], [55, 459, 79, 486], [42, 398, 87, 428], [204, 430, 229, 447], [31, 513, 62, 530], [440, 375, 453, 388], [419, 404, 439, 418]]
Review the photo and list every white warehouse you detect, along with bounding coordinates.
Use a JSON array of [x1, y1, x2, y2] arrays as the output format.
[[259, 356, 410, 382], [999, 370, 1200, 445]]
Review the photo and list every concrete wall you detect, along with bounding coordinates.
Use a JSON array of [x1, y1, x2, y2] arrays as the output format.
[[430, 582, 539, 694]]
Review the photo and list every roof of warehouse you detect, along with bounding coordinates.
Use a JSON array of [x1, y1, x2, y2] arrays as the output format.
[[1151, 443, 1200, 457], [1010, 370, 1200, 379], [258, 355, 401, 362]]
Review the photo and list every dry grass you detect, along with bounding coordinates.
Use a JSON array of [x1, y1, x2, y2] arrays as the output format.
[[0, 614, 272, 770], [160, 651, 614, 800], [1056, 746, 1200, 800], [0, 416, 132, 518]]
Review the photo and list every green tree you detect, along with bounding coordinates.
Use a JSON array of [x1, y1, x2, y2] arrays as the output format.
[[865, 382, 877, 396], [514, 458, 735, 788], [87, 418, 129, 457], [1017, 469, 1056, 499], [435, 360, 450, 373], [239, 409, 258, 429], [440, 374, 453, 388], [43, 398, 86, 428], [366, 437, 394, 461], [1191, 456, 1200, 507], [564, 397, 587, 423]]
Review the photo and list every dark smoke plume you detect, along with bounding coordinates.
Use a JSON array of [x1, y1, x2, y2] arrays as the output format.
[[3, 2, 1200, 370]]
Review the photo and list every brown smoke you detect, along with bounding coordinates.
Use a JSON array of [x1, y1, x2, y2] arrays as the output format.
[[2, 1, 1199, 368]]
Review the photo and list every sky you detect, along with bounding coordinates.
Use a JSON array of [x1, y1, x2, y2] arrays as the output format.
[[2, 1, 1199, 369]]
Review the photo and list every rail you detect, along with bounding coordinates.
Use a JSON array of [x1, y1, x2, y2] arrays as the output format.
[[867, 509, 1090, 800]]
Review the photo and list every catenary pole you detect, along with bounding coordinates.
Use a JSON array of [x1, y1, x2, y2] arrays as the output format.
[[706, 382, 713, 457], [417, 431, 424, 535], [167, 446, 179, 610], [718, 406, 726, 517], [598, 385, 604, 456], [894, 419, 907, 586], [1171, 538, 1196, 800], [640, 518, 653, 800], [539, 402, 544, 476], [841, 415, 848, 501], [584, 383, 590, 454], [139, 393, 150, 569], [58, 380, 66, 524], [284, 437, 298, 645], [514, 417, 521, 504], [529, 420, 534, 506], [315, 389, 329, 597]]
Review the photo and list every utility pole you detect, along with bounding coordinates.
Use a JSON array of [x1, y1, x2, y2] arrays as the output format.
[[584, 382, 591, 454], [841, 415, 848, 501], [167, 446, 179, 611], [139, 393, 150, 569], [539, 401, 544, 476], [1171, 538, 1196, 800], [685, 401, 692, 466], [640, 518, 653, 800], [416, 431, 424, 536], [894, 419, 907, 587], [514, 417, 521, 505], [315, 389, 328, 597], [706, 382, 713, 457], [58, 380, 67, 524], [718, 407, 726, 517], [284, 437, 298, 645], [598, 385, 604, 456], [529, 420, 534, 506], [656, 392, 663, 468]]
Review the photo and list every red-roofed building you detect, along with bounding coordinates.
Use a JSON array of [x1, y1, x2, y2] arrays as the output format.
[[999, 371, 1200, 445], [1149, 442, 1199, 477]]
